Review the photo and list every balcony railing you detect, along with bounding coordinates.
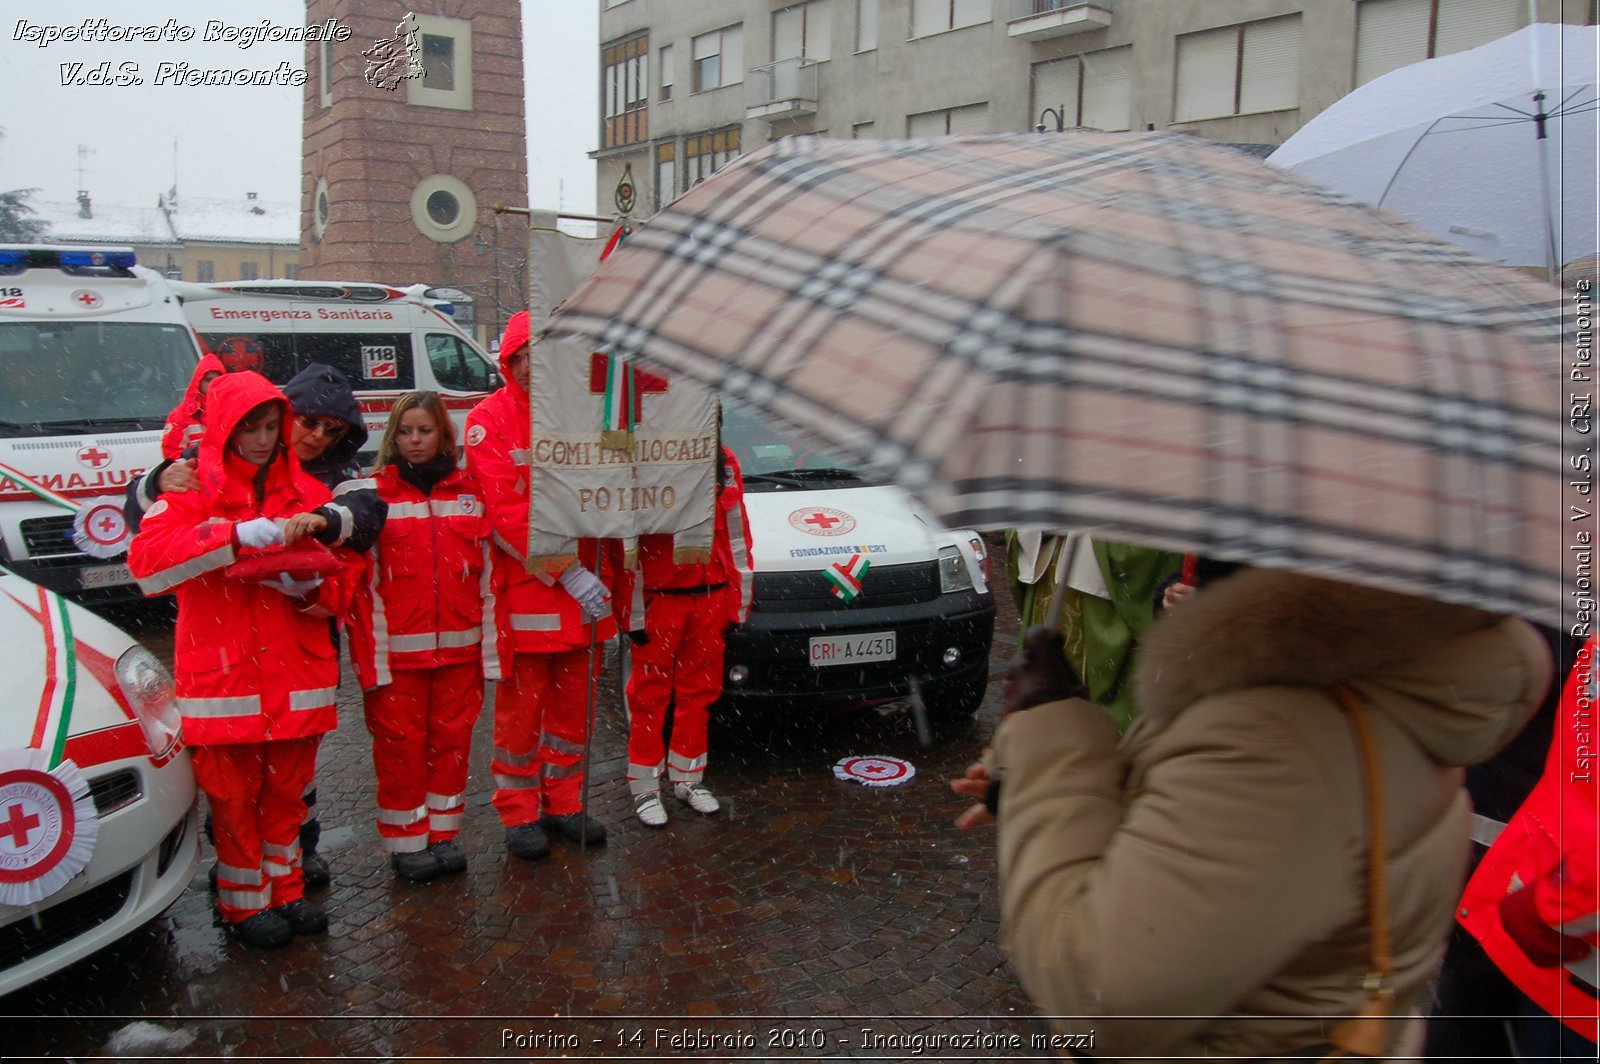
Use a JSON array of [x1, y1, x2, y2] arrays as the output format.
[[746, 57, 820, 120], [1006, 0, 1115, 40]]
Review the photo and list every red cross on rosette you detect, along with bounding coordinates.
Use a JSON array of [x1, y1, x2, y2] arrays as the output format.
[[0, 749, 100, 907], [832, 755, 916, 787]]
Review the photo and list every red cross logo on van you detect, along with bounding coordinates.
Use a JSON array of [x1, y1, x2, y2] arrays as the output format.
[[788, 506, 857, 537], [71, 289, 103, 309], [77, 446, 111, 469]]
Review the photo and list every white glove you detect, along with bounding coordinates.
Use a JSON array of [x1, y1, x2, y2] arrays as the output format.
[[261, 573, 324, 599], [236, 517, 284, 550], [559, 564, 612, 619]]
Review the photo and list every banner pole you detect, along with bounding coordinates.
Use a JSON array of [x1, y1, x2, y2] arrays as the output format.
[[579, 616, 599, 855]]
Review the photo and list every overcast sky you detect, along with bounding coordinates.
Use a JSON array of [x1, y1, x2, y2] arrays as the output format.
[[0, 0, 598, 212]]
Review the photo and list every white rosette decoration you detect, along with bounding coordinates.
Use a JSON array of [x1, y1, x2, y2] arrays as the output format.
[[0, 749, 100, 907], [70, 496, 133, 559], [832, 755, 916, 787]]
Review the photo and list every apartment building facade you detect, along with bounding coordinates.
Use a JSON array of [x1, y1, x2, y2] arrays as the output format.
[[596, 0, 1594, 219]]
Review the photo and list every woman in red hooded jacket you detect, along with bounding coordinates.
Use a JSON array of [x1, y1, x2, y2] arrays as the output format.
[[159, 351, 226, 460], [348, 391, 499, 883], [129, 371, 361, 950]]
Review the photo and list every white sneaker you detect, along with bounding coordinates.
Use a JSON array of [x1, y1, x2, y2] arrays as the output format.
[[633, 790, 668, 828], [673, 782, 720, 815]]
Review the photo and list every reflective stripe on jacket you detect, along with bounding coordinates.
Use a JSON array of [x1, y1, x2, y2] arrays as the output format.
[[348, 464, 499, 688]]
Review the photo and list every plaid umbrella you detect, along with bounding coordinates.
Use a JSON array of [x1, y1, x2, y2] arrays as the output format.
[[547, 132, 1571, 625]]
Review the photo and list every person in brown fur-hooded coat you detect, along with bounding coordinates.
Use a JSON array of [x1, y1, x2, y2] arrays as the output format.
[[957, 566, 1552, 1060]]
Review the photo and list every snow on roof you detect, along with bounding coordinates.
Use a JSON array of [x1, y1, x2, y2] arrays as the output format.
[[29, 194, 297, 247], [33, 199, 180, 247], [172, 195, 297, 245]]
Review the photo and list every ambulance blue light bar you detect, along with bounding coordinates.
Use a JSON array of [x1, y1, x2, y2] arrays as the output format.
[[0, 247, 138, 269], [60, 249, 137, 268]]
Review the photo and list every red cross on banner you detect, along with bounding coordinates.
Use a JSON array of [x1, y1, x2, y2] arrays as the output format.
[[589, 352, 668, 449]]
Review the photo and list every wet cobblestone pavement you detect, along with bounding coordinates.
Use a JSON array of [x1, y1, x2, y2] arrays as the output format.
[[6, 588, 1049, 1061]]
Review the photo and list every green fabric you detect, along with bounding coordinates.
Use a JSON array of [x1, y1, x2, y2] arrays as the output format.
[[1005, 533, 1182, 732]]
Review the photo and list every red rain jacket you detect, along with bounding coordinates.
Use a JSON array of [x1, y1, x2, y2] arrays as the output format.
[[347, 462, 500, 689], [625, 447, 754, 628], [129, 371, 361, 746], [160, 353, 226, 460], [1458, 637, 1598, 1041], [465, 311, 618, 655]]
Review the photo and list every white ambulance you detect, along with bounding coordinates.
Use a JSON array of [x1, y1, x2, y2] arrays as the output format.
[[169, 279, 500, 457], [717, 399, 997, 730], [0, 246, 202, 604]]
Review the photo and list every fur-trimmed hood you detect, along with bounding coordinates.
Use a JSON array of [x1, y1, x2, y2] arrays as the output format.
[[1133, 568, 1552, 767]]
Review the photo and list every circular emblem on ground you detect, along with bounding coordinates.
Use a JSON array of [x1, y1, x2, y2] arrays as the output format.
[[789, 506, 857, 537], [832, 755, 915, 787], [0, 750, 98, 906], [72, 499, 131, 559]]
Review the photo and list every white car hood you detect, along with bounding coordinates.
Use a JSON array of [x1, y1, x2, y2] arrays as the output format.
[[0, 572, 132, 749], [743, 484, 947, 574]]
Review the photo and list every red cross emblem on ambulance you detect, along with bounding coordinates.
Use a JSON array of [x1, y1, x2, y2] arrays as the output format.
[[71, 289, 103, 310], [77, 446, 111, 469]]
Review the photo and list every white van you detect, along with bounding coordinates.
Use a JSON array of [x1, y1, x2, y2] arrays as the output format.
[[169, 279, 500, 456], [718, 399, 996, 729], [0, 246, 202, 603]]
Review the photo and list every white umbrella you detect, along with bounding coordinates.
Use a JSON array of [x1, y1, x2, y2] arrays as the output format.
[[1268, 23, 1598, 275]]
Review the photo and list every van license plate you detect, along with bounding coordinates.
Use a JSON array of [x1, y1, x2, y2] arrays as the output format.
[[809, 632, 896, 666], [80, 563, 133, 589]]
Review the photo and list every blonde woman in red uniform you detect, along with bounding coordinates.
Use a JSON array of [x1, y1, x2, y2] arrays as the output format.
[[348, 391, 499, 882]]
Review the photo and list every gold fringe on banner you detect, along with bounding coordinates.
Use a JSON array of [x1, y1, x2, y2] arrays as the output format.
[[527, 553, 577, 575], [600, 429, 634, 451], [673, 546, 712, 565]]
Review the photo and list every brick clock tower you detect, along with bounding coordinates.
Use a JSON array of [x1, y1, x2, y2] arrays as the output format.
[[300, 1, 527, 341]]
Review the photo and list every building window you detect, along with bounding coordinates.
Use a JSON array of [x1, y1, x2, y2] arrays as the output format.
[[240, 262, 259, 281], [603, 33, 650, 149], [774, 2, 833, 63], [852, 120, 875, 138], [684, 127, 741, 190], [907, 102, 988, 136], [1174, 15, 1300, 123], [1355, 0, 1522, 86], [196, 260, 215, 283], [857, 0, 878, 52], [410, 174, 478, 244], [655, 142, 677, 210], [691, 25, 743, 93], [422, 34, 455, 90], [284, 264, 300, 279], [313, 177, 331, 242], [660, 44, 674, 101], [320, 38, 334, 106], [1031, 45, 1132, 132], [910, 0, 988, 39], [406, 13, 472, 111]]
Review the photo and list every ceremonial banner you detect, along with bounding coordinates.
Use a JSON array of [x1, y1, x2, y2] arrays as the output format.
[[526, 217, 718, 568]]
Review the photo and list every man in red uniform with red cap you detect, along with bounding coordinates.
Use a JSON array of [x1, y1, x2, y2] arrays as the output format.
[[466, 311, 617, 860]]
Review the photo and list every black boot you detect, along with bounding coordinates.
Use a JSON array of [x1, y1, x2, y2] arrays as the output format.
[[390, 850, 445, 882], [271, 898, 329, 935], [540, 812, 607, 846], [504, 822, 551, 860]]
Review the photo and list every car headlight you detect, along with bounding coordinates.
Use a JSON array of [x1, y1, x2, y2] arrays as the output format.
[[115, 645, 183, 760], [938, 545, 974, 593]]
